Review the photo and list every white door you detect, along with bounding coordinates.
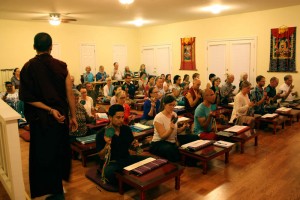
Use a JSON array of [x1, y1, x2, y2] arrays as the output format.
[[156, 46, 171, 76], [113, 45, 127, 75], [141, 48, 155, 75], [207, 42, 227, 81], [80, 44, 96, 75], [206, 38, 256, 91], [141, 44, 171, 76]]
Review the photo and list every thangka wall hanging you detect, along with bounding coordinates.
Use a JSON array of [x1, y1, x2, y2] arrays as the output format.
[[269, 26, 296, 72], [180, 37, 196, 70]]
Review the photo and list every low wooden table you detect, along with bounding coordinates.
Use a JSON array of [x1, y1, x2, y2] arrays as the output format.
[[230, 129, 259, 153], [276, 109, 300, 125], [71, 141, 97, 167], [257, 115, 285, 134], [179, 145, 232, 174], [116, 163, 184, 200]]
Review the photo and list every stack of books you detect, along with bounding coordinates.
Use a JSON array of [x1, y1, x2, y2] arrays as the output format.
[[216, 131, 234, 137], [124, 157, 168, 176], [261, 113, 278, 119], [181, 140, 214, 152]]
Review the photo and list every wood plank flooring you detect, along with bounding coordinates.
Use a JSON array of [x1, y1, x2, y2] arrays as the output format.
[[19, 122, 300, 200]]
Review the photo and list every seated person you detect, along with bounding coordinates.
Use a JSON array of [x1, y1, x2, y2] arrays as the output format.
[[185, 78, 202, 114], [229, 81, 255, 129], [265, 77, 280, 112], [111, 62, 123, 81], [115, 90, 134, 125], [123, 66, 134, 78], [79, 87, 94, 116], [110, 85, 122, 105], [139, 64, 148, 77], [138, 72, 147, 95], [102, 77, 114, 103], [194, 89, 218, 140], [171, 88, 185, 106], [250, 75, 267, 115], [1, 81, 19, 109], [140, 87, 160, 126], [122, 73, 138, 100], [83, 66, 94, 82], [95, 65, 108, 82], [211, 77, 221, 106], [163, 74, 173, 93], [85, 82, 98, 106], [239, 72, 248, 92], [220, 73, 236, 105], [69, 89, 95, 139], [11, 68, 21, 89], [181, 74, 190, 95], [150, 95, 198, 162], [278, 74, 297, 102], [206, 73, 216, 89], [96, 104, 147, 187], [144, 75, 156, 97], [155, 76, 165, 100]]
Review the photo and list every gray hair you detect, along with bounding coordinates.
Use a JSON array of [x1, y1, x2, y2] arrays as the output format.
[[72, 89, 81, 97]]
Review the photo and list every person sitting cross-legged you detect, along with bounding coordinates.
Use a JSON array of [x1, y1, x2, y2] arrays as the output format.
[[229, 81, 256, 129], [96, 104, 147, 187], [150, 95, 198, 162], [193, 89, 218, 140]]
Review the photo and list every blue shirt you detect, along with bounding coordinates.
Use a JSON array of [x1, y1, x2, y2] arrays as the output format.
[[141, 99, 160, 120], [193, 103, 216, 134], [95, 72, 107, 81], [83, 73, 94, 82]]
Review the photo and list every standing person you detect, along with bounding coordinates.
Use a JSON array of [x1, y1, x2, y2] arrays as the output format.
[[19, 32, 77, 199], [11, 67, 21, 89]]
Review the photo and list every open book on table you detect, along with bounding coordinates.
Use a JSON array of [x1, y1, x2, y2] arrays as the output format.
[[214, 140, 235, 148], [224, 125, 250, 133]]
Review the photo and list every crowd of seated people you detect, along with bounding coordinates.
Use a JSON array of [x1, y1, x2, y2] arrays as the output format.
[[10, 60, 299, 192]]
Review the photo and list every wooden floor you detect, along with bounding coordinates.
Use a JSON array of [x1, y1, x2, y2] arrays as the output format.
[[18, 122, 300, 200]]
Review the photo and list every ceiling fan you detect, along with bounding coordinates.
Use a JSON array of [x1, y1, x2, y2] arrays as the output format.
[[34, 13, 77, 25]]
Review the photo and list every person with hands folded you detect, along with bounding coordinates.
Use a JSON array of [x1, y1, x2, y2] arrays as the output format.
[[140, 87, 161, 125], [96, 104, 147, 187], [194, 89, 218, 140], [150, 95, 198, 162], [229, 81, 255, 129]]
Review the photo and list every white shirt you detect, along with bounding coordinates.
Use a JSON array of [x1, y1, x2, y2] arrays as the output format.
[[110, 96, 117, 105], [79, 96, 94, 116], [279, 83, 294, 101], [152, 112, 178, 143], [230, 92, 250, 123], [111, 70, 123, 81]]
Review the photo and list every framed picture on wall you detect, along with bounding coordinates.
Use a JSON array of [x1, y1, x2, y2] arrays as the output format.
[[180, 37, 196, 70]]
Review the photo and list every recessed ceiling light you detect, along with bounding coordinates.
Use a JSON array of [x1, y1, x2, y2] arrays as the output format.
[[119, 0, 134, 5], [201, 4, 230, 14]]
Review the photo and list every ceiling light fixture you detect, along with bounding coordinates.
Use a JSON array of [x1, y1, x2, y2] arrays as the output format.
[[49, 13, 61, 26], [119, 0, 134, 5], [132, 19, 144, 27], [201, 4, 230, 14]]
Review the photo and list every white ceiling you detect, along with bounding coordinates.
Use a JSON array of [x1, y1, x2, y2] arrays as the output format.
[[0, 0, 299, 28]]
